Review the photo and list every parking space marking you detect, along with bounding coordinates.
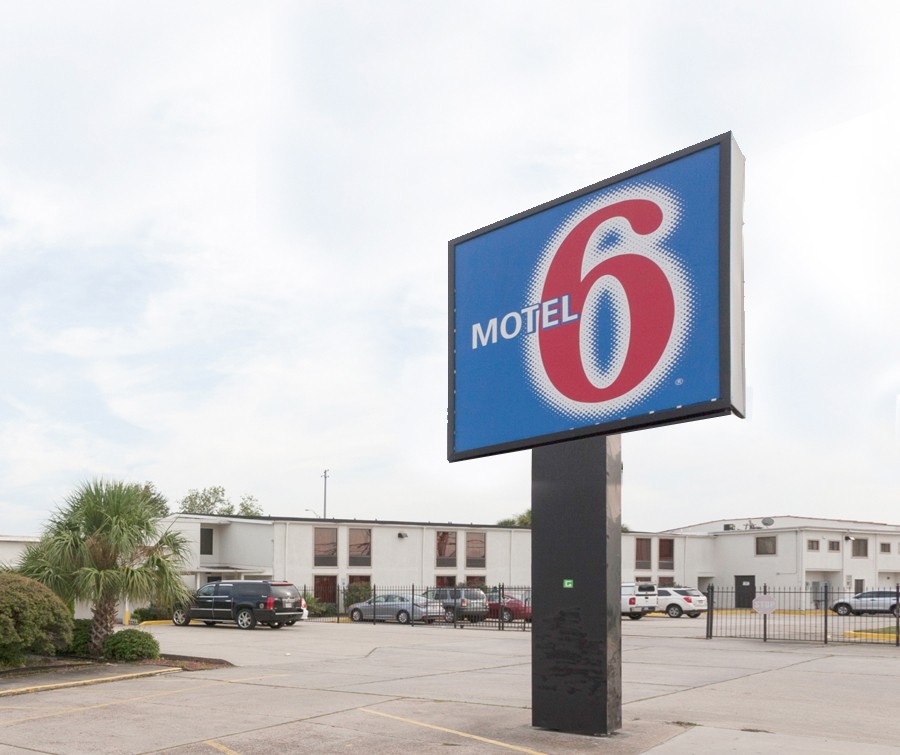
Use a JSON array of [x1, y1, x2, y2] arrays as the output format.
[[204, 741, 241, 754], [0, 667, 181, 698], [361, 708, 548, 754], [0, 680, 223, 727]]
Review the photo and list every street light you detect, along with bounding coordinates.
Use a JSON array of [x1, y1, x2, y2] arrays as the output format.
[[305, 508, 321, 518]]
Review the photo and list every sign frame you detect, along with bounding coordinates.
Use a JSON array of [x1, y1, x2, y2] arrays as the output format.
[[448, 132, 745, 462]]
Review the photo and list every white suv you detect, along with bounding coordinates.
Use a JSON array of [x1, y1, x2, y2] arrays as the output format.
[[656, 587, 707, 618], [831, 590, 900, 617]]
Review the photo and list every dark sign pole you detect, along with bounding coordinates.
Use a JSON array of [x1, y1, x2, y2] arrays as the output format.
[[531, 434, 622, 735]]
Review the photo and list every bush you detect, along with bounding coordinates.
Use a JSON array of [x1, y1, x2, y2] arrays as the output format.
[[0, 573, 73, 667], [64, 620, 94, 656], [303, 594, 335, 617], [342, 582, 372, 608], [102, 629, 160, 661], [130, 605, 170, 623]]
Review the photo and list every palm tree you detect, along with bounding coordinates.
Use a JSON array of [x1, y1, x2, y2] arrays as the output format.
[[18, 479, 191, 656]]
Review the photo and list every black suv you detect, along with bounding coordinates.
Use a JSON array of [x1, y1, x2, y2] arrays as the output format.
[[423, 587, 489, 622], [173, 580, 305, 630]]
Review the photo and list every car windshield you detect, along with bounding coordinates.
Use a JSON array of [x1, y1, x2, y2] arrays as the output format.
[[675, 589, 702, 597]]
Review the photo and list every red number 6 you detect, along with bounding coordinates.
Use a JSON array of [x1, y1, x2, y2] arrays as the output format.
[[538, 198, 675, 403]]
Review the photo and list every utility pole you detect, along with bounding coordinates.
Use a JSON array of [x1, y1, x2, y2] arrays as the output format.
[[322, 469, 329, 519]]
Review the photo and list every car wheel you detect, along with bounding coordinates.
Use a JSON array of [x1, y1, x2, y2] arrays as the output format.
[[350, 608, 363, 622], [686, 612, 701, 618], [396, 610, 410, 624], [628, 613, 644, 620], [833, 604, 851, 616], [235, 608, 257, 630], [893, 605, 900, 618], [172, 608, 191, 626], [203, 621, 216, 626], [444, 608, 456, 622], [285, 620, 296, 626], [269, 621, 284, 629], [666, 604, 683, 618], [501, 608, 514, 623]]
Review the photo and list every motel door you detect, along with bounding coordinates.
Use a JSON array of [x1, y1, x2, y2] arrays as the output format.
[[735, 575, 756, 609]]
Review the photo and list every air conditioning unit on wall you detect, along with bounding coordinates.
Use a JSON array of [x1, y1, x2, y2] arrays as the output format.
[[723, 523, 736, 531]]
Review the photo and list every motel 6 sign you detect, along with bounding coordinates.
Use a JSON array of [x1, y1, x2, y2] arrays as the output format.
[[449, 133, 746, 461]]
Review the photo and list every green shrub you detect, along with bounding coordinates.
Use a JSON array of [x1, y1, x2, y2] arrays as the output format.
[[130, 605, 170, 623], [0, 573, 73, 667], [64, 619, 94, 656], [102, 629, 160, 661], [303, 594, 335, 617], [342, 582, 372, 608]]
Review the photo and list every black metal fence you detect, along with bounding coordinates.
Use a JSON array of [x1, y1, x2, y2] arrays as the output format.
[[298, 583, 532, 631], [706, 584, 900, 645]]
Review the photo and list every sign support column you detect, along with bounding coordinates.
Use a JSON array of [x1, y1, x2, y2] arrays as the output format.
[[531, 434, 622, 735]]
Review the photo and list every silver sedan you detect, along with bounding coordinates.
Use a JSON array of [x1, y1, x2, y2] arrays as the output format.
[[347, 594, 445, 624]]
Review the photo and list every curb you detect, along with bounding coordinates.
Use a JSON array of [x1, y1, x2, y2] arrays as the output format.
[[0, 666, 182, 698]]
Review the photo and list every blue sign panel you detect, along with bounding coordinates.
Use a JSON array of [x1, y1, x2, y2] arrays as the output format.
[[449, 133, 745, 461]]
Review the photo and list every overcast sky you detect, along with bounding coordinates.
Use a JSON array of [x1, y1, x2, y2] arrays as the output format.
[[1, 2, 898, 536]]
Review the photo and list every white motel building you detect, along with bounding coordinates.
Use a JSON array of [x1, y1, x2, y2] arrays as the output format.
[[4, 513, 900, 614]]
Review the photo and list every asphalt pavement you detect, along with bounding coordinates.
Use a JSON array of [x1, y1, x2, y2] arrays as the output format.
[[1, 616, 899, 753]]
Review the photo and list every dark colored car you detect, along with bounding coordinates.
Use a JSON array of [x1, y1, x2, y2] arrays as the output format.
[[423, 587, 489, 622], [173, 580, 306, 630]]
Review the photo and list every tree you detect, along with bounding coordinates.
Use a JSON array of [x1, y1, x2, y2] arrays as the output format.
[[237, 494, 264, 517], [177, 487, 265, 516], [178, 486, 230, 514], [497, 508, 532, 528], [18, 479, 192, 657], [141, 481, 170, 518]]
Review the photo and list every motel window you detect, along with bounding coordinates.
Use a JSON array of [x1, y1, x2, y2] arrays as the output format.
[[314, 527, 338, 567], [200, 527, 213, 556], [851, 538, 868, 558], [466, 532, 486, 569], [807, 540, 820, 551], [755, 536, 776, 556], [658, 576, 675, 587], [880, 542, 891, 554], [828, 540, 841, 552], [436, 531, 457, 568], [658, 538, 674, 570], [349, 528, 372, 567], [635, 538, 651, 570]]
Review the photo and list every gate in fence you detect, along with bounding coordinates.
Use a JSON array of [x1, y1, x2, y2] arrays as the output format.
[[705, 584, 900, 645]]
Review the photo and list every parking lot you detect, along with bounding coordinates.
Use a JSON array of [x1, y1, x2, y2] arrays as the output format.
[[2, 616, 900, 753]]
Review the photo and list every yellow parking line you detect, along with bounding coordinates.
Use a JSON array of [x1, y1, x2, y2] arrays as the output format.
[[362, 708, 548, 754], [0, 680, 223, 727], [0, 668, 181, 698], [204, 741, 241, 755]]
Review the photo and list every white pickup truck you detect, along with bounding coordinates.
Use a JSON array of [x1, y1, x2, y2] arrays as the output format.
[[621, 583, 658, 620]]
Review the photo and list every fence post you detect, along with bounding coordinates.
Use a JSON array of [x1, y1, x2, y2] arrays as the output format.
[[762, 584, 768, 643], [895, 584, 899, 648], [705, 585, 714, 639], [823, 583, 829, 644]]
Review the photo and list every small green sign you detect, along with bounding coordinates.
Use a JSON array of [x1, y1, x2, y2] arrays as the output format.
[[563, 579, 574, 589]]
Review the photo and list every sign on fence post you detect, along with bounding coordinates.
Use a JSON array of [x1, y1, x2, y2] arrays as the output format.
[[752, 595, 777, 615]]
